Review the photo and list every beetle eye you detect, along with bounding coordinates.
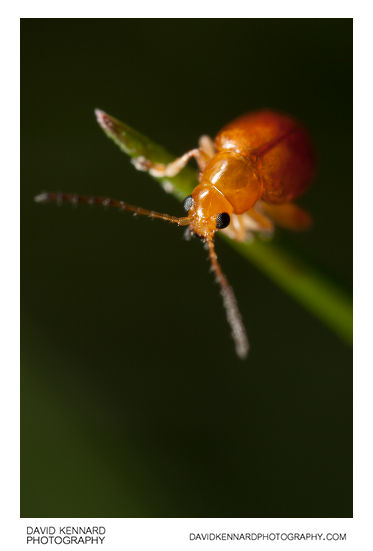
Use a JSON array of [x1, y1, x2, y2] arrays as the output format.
[[216, 212, 230, 229], [183, 195, 194, 212]]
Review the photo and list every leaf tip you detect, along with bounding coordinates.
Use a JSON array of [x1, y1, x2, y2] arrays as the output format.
[[34, 192, 48, 203], [94, 108, 113, 132]]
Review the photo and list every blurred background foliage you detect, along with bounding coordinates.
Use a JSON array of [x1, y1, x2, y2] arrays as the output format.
[[21, 19, 352, 517]]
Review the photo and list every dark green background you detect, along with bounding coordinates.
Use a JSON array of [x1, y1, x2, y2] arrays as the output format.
[[21, 19, 352, 517]]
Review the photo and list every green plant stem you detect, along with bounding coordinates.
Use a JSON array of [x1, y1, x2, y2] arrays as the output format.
[[96, 109, 352, 346], [228, 238, 352, 344]]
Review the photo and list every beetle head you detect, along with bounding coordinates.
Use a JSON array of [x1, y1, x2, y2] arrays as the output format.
[[182, 184, 233, 240]]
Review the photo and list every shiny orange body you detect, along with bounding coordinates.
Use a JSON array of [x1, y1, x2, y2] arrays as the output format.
[[215, 110, 315, 205], [188, 110, 315, 238]]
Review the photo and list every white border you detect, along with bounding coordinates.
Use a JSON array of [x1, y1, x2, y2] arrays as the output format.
[[2, 1, 372, 550], [12, 0, 355, 19]]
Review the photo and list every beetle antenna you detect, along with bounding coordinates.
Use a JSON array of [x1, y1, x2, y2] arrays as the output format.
[[206, 238, 249, 359], [34, 192, 192, 226]]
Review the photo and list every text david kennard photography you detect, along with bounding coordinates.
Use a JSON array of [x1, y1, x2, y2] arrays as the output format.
[[26, 526, 106, 545]]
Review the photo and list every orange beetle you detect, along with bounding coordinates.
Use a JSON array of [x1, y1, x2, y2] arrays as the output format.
[[35, 109, 315, 359]]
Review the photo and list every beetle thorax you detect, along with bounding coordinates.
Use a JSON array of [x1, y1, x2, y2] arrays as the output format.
[[200, 151, 261, 214]]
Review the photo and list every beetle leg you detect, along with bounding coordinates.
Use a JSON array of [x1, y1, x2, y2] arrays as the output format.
[[222, 211, 274, 242], [198, 135, 216, 159], [257, 201, 313, 231], [221, 214, 253, 242], [245, 207, 274, 234], [132, 147, 206, 177]]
